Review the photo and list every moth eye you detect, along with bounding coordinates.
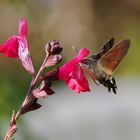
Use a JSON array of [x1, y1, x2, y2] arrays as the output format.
[[84, 62, 89, 65], [82, 59, 89, 65]]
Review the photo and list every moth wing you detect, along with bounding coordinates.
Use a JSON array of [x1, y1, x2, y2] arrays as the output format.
[[90, 37, 114, 60], [98, 39, 130, 75], [81, 37, 114, 81]]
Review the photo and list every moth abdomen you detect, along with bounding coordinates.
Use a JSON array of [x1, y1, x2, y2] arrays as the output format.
[[98, 77, 117, 94]]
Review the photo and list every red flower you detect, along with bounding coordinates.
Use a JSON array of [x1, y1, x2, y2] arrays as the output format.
[[0, 19, 35, 74], [0, 36, 19, 58], [58, 48, 90, 93]]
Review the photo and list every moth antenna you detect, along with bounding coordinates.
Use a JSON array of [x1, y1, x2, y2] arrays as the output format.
[[72, 45, 78, 54]]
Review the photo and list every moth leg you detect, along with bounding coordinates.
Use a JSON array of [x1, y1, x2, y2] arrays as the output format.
[[110, 77, 117, 94], [112, 77, 116, 86], [112, 88, 117, 94], [108, 87, 111, 92]]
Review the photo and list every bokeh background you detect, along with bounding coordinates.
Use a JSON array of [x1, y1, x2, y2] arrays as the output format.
[[0, 0, 140, 140]]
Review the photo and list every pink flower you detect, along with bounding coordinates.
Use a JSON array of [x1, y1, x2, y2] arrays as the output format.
[[0, 19, 35, 74], [17, 19, 35, 74], [58, 48, 90, 93], [0, 36, 19, 58]]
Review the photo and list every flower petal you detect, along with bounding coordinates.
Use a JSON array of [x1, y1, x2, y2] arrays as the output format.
[[18, 19, 35, 74], [0, 36, 19, 58], [18, 40, 35, 74], [59, 48, 89, 79], [76, 48, 89, 61], [19, 19, 27, 37], [66, 66, 90, 93]]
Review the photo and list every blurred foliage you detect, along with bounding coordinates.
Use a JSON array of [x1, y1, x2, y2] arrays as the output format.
[[0, 0, 140, 137]]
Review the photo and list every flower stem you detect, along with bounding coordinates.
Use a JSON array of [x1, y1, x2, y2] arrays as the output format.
[[32, 54, 48, 85], [4, 54, 49, 140]]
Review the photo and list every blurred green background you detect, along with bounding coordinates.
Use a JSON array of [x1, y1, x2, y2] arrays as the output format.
[[0, 0, 140, 140]]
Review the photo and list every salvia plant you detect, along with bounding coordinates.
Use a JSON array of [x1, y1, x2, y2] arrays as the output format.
[[1, 19, 130, 140]]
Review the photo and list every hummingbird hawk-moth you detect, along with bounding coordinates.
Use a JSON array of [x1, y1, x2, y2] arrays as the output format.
[[81, 38, 130, 94]]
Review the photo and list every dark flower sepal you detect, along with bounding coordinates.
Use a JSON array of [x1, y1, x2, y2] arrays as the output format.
[[40, 68, 59, 81], [32, 81, 55, 98], [20, 98, 41, 115]]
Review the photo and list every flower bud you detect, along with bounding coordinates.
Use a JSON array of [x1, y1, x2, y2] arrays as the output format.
[[45, 40, 63, 55], [45, 55, 62, 67]]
